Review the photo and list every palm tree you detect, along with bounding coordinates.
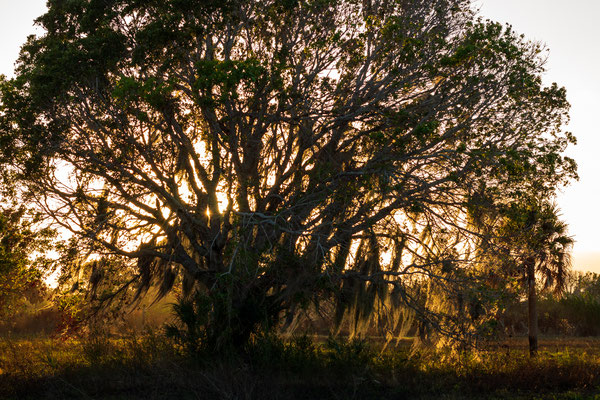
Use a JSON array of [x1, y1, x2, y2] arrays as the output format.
[[505, 202, 573, 356]]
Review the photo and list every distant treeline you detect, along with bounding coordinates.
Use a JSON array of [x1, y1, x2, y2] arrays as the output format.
[[499, 272, 600, 337]]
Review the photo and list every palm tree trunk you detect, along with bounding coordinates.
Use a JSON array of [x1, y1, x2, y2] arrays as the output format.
[[527, 260, 538, 357]]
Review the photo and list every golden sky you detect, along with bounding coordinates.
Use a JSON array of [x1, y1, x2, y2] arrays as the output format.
[[478, 0, 600, 272]]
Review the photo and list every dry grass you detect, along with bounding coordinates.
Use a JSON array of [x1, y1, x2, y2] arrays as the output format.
[[2, 334, 600, 399]]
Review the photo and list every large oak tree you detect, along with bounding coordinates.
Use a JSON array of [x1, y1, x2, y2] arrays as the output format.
[[0, 0, 576, 348]]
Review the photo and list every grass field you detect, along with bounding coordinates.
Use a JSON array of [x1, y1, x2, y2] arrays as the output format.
[[2, 333, 600, 399]]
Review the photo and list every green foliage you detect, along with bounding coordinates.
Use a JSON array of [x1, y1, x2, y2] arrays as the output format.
[[0, 0, 577, 353], [540, 295, 600, 337], [497, 201, 573, 293], [498, 273, 600, 337], [112, 76, 175, 110], [244, 333, 323, 374], [193, 59, 266, 102], [165, 284, 282, 355], [325, 335, 373, 375], [0, 205, 55, 319], [165, 292, 210, 353], [556, 295, 600, 336], [53, 292, 87, 335]]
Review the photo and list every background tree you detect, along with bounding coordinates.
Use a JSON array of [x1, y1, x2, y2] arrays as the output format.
[[0, 0, 576, 350], [0, 204, 55, 319], [0, 149, 56, 320], [496, 201, 573, 356]]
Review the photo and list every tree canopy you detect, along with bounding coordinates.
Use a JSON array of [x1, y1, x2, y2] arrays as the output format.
[[0, 0, 576, 349]]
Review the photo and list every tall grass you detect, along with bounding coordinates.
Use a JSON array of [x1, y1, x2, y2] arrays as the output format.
[[2, 332, 600, 399]]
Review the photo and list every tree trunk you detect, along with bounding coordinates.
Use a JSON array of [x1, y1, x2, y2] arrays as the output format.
[[527, 260, 538, 357]]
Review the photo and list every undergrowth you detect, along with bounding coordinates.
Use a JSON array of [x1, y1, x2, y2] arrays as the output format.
[[2, 332, 600, 399]]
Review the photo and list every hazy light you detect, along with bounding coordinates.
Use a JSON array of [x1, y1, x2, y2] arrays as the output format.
[[478, 0, 600, 272], [0, 0, 47, 77]]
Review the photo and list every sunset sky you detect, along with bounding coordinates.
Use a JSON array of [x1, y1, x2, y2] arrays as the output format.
[[1, 0, 598, 272], [477, 0, 600, 272]]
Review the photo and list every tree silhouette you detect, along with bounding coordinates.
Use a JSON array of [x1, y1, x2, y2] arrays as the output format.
[[498, 202, 573, 356], [0, 0, 576, 350]]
